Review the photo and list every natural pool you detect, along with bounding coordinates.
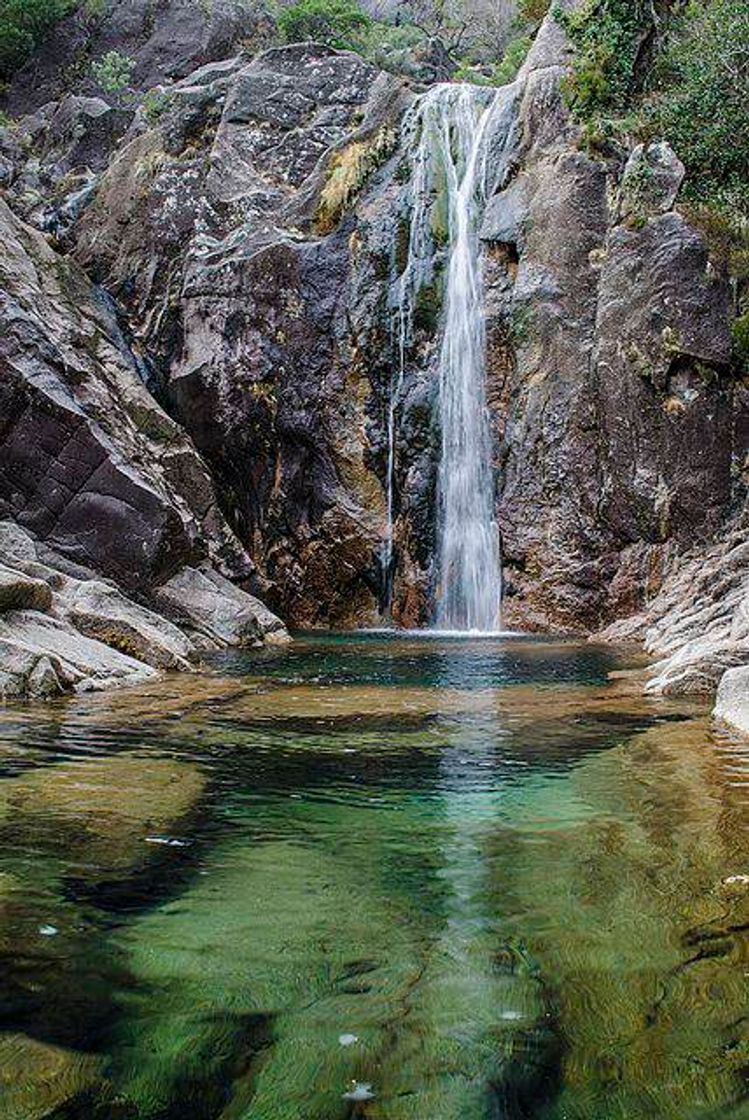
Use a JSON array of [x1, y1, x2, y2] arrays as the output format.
[[0, 633, 747, 1120]]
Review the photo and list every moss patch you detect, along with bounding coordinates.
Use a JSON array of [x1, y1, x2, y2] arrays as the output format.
[[315, 125, 397, 235]]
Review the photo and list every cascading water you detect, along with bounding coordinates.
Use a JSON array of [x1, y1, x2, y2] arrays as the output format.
[[386, 82, 517, 632]]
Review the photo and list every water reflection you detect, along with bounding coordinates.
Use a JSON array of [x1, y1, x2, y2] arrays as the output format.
[[0, 636, 745, 1119]]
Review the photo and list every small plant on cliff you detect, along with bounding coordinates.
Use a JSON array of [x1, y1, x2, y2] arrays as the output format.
[[732, 312, 749, 375], [91, 49, 135, 99], [493, 33, 532, 84], [277, 0, 371, 50]]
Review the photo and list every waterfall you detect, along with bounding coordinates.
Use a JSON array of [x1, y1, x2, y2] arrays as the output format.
[[387, 82, 516, 632]]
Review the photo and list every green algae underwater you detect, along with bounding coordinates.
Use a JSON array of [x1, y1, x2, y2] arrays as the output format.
[[0, 633, 747, 1120]]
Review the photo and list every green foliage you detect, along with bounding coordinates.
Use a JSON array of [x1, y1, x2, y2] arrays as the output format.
[[0, 0, 77, 80], [556, 0, 654, 118], [557, 0, 749, 278], [451, 57, 494, 85], [142, 88, 172, 125], [640, 0, 749, 219], [450, 31, 531, 87], [277, 0, 371, 50], [91, 49, 134, 97], [493, 32, 532, 84], [358, 19, 423, 73]]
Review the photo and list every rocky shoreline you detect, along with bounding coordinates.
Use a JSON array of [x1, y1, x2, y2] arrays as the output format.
[[0, 521, 288, 700]]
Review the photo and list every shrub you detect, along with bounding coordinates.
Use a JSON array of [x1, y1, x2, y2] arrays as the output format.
[[556, 0, 654, 119], [640, 0, 749, 220], [0, 0, 77, 80], [493, 32, 532, 84], [277, 0, 371, 50], [91, 49, 135, 97], [142, 88, 172, 124]]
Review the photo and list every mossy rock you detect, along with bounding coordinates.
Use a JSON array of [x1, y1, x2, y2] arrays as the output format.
[[413, 281, 443, 335]]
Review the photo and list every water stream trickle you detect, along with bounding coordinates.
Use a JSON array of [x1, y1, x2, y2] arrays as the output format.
[[386, 82, 517, 631]]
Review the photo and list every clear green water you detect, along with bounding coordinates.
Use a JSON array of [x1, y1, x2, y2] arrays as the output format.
[[0, 634, 747, 1120]]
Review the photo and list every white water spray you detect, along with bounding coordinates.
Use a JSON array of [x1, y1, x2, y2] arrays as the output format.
[[387, 82, 516, 631]]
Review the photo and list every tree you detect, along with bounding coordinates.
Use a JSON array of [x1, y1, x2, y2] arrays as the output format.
[[644, 0, 749, 214], [396, 0, 469, 60], [277, 0, 372, 50]]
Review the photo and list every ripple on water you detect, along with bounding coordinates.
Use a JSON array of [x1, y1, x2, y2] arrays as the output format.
[[0, 635, 744, 1120]]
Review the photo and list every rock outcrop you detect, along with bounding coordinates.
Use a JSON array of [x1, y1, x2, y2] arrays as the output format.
[[0, 522, 287, 699], [0, 7, 746, 700], [70, 43, 410, 626], [0, 181, 287, 696], [714, 665, 749, 735], [3, 0, 273, 116], [598, 516, 749, 696]]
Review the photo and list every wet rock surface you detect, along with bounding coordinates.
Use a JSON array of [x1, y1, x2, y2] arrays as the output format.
[[714, 664, 749, 734]]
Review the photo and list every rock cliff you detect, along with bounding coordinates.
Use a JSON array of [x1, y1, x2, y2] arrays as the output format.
[[0, 2, 746, 701]]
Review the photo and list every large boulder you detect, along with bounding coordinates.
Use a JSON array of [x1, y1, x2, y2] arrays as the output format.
[[714, 666, 749, 734], [57, 579, 195, 670], [0, 610, 157, 698], [154, 566, 289, 648]]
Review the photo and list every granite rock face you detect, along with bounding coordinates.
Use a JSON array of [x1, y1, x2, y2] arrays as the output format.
[[0, 183, 287, 696], [73, 43, 410, 626], [3, 0, 273, 116], [599, 518, 749, 697], [480, 30, 737, 635], [0, 12, 746, 695]]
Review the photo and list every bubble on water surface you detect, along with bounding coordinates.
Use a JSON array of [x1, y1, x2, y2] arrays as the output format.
[[343, 1081, 374, 1101]]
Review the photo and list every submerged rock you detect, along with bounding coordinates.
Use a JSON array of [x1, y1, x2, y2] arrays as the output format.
[[2, 752, 206, 878], [0, 1031, 102, 1119]]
